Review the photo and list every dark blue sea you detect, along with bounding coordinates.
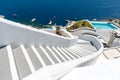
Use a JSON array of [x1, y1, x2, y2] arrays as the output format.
[[0, 0, 120, 27]]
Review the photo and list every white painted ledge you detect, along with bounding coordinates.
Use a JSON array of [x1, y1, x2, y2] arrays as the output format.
[[60, 59, 120, 80]]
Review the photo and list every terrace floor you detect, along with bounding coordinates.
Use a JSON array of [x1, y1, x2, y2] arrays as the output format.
[[60, 29, 120, 80], [70, 28, 120, 62]]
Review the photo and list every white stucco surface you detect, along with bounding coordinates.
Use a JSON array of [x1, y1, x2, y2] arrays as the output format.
[[60, 58, 120, 80]]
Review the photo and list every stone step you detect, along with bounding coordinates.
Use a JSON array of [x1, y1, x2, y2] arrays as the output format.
[[47, 46, 62, 63], [0, 46, 14, 80], [49, 47, 65, 62], [39, 45, 55, 65], [36, 46, 52, 66], [31, 45, 46, 67], [26, 46, 43, 71], [7, 45, 19, 80], [58, 47, 73, 60], [13, 45, 31, 79], [65, 48, 83, 58], [42, 46, 59, 64], [60, 47, 75, 60], [55, 47, 69, 61]]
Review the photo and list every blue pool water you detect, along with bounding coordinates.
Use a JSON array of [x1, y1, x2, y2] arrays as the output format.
[[91, 22, 117, 30]]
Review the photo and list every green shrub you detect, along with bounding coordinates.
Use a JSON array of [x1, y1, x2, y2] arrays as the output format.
[[66, 20, 93, 31], [114, 21, 117, 23], [109, 18, 113, 21], [118, 22, 120, 25]]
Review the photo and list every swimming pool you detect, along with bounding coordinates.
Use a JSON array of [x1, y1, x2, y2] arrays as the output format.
[[90, 21, 118, 30]]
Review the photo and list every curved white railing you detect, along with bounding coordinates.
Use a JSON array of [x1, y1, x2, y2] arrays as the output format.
[[79, 35, 103, 50], [0, 18, 77, 47], [50, 35, 103, 80]]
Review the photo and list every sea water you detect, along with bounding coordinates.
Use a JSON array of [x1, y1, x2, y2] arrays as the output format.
[[0, 0, 120, 27]]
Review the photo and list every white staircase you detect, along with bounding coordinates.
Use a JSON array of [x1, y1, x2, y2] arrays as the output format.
[[0, 39, 101, 80], [0, 18, 103, 80]]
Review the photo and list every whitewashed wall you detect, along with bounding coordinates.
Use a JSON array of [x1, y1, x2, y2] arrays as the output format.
[[0, 18, 77, 47]]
